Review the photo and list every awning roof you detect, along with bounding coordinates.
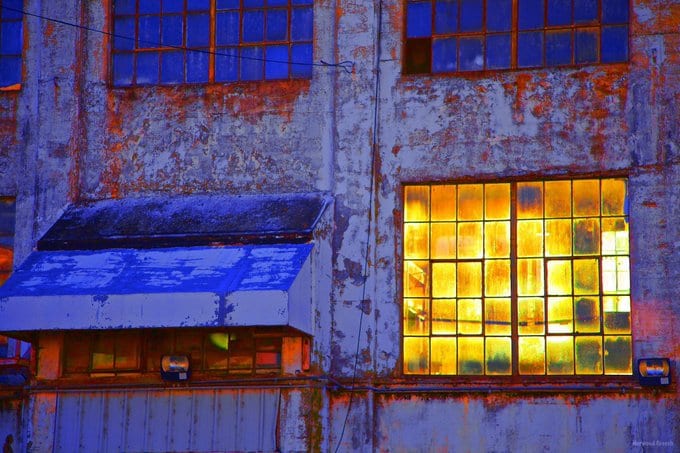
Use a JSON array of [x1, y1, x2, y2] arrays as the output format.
[[0, 244, 314, 334]]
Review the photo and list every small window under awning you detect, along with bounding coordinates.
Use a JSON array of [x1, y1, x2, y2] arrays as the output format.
[[0, 192, 330, 336], [0, 244, 314, 334]]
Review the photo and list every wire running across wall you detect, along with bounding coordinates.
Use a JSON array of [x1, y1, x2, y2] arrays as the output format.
[[0, 5, 354, 74]]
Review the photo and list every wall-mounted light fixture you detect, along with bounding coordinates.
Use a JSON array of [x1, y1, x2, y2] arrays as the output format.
[[161, 355, 190, 381], [637, 358, 671, 386]]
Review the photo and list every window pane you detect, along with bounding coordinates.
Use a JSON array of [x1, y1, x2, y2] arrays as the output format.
[[601, 178, 627, 216], [114, 18, 135, 50], [407, 1, 433, 38], [404, 337, 429, 374], [574, 296, 600, 333], [458, 337, 484, 374], [602, 256, 629, 294], [460, 0, 483, 32], [457, 222, 483, 258], [485, 183, 510, 220], [64, 335, 91, 373], [138, 16, 161, 49], [485, 221, 510, 258], [573, 180, 600, 216], [114, 0, 136, 15], [431, 337, 457, 374], [458, 299, 482, 335], [602, 0, 629, 23], [405, 186, 430, 221], [206, 332, 229, 370], [459, 36, 484, 71], [291, 43, 312, 77], [518, 0, 544, 29], [187, 0, 210, 11], [433, 262, 456, 297], [431, 223, 456, 259], [291, 6, 313, 41], [113, 53, 134, 86], [431, 185, 456, 220], [603, 296, 631, 334], [547, 297, 573, 333], [518, 336, 545, 375], [146, 331, 173, 371], [546, 30, 572, 66], [457, 184, 483, 220], [486, 337, 512, 375], [187, 49, 209, 83], [92, 336, 115, 371], [255, 338, 282, 370], [573, 258, 599, 294], [517, 182, 543, 218], [267, 10, 288, 41], [176, 332, 204, 371], [265, 45, 289, 79], [228, 333, 254, 373], [575, 336, 602, 374], [545, 180, 571, 218], [545, 219, 572, 256], [547, 336, 574, 374], [140, 0, 161, 14], [433, 37, 458, 73], [547, 0, 571, 26], [485, 298, 511, 335], [404, 37, 432, 74], [575, 28, 599, 64], [604, 336, 631, 374], [161, 50, 184, 84], [405, 223, 430, 259], [573, 218, 600, 255], [601, 26, 628, 63], [215, 47, 239, 81], [457, 262, 482, 298], [517, 220, 544, 257], [241, 46, 263, 80], [518, 297, 545, 335], [404, 261, 430, 297], [435, 0, 458, 34], [243, 10, 265, 42], [216, 11, 240, 46], [115, 333, 141, 370], [161, 15, 184, 46], [486, 34, 511, 70], [517, 258, 544, 297], [136, 52, 160, 84], [518, 31, 543, 68], [487, 0, 511, 32], [432, 299, 457, 334], [164, 0, 184, 13], [484, 260, 510, 297], [187, 14, 210, 47], [547, 259, 572, 295], [575, 0, 598, 23]]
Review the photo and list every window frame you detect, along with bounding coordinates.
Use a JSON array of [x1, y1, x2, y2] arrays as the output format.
[[402, 0, 630, 76], [400, 175, 635, 383], [0, 0, 23, 90], [109, 0, 314, 87]]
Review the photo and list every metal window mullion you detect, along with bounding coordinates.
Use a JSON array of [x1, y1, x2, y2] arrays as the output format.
[[510, 182, 519, 376], [511, 0, 518, 69], [209, 0, 216, 82]]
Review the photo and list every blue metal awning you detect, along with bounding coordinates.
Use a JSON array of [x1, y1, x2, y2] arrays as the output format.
[[0, 244, 314, 334]]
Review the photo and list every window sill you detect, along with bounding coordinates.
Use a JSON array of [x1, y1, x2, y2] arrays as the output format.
[[0, 83, 21, 92]]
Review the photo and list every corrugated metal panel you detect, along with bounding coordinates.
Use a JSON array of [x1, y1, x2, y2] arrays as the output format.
[[52, 388, 279, 452]]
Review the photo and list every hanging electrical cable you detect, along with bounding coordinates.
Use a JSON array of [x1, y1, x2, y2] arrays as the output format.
[[1, 5, 355, 74], [333, 0, 382, 451]]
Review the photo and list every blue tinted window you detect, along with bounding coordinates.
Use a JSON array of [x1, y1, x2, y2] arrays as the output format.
[[163, 0, 184, 13], [519, 0, 544, 29], [136, 52, 160, 84], [487, 0, 511, 32], [601, 25, 627, 62], [518, 31, 543, 67], [243, 10, 265, 42], [3, 0, 24, 19], [265, 45, 289, 79], [459, 37, 484, 71], [546, 31, 572, 65], [291, 7, 313, 41], [241, 46, 263, 80], [293, 0, 313, 4], [187, 0, 210, 11], [407, 2, 432, 38], [435, 0, 458, 34], [187, 50, 209, 82], [115, 0, 136, 15], [575, 0, 598, 23], [269, 0, 289, 6], [112, 53, 134, 86], [460, 0, 483, 32], [138, 16, 161, 48], [0, 56, 20, 86], [602, 0, 629, 23], [139, 0, 161, 14], [217, 0, 239, 9], [575, 29, 598, 63], [1, 22, 21, 54], [187, 14, 210, 47], [216, 11, 239, 45], [114, 17, 135, 50], [161, 51, 184, 84], [547, 0, 571, 26], [215, 48, 239, 81], [291, 43, 312, 77], [486, 33, 511, 69], [267, 10, 288, 41], [432, 37, 457, 72], [245, 0, 265, 6], [161, 15, 183, 46]]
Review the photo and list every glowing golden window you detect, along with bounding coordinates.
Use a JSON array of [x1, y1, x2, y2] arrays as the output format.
[[403, 178, 631, 377]]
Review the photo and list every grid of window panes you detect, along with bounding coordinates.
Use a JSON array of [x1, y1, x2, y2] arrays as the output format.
[[403, 178, 632, 376], [0, 0, 23, 87], [112, 0, 313, 87], [404, 0, 629, 74]]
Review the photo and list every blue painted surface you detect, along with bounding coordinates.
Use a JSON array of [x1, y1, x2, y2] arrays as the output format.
[[0, 244, 312, 297]]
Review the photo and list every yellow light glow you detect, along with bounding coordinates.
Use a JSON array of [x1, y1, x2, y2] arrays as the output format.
[[484, 298, 511, 336], [547, 297, 573, 333], [545, 219, 572, 256], [484, 221, 510, 258], [604, 336, 632, 374], [547, 336, 574, 375], [457, 262, 482, 297], [458, 184, 483, 220], [517, 182, 543, 219], [431, 337, 457, 375], [573, 259, 599, 295], [432, 262, 456, 298], [404, 337, 429, 374], [457, 222, 483, 258], [517, 220, 544, 257], [574, 297, 601, 333], [547, 260, 572, 295], [518, 297, 545, 335], [545, 180, 571, 218], [432, 299, 457, 334], [458, 299, 482, 335], [573, 218, 600, 255], [403, 298, 429, 335], [518, 336, 545, 375], [573, 179, 600, 216], [458, 337, 484, 375], [575, 336, 602, 374], [404, 261, 429, 297], [517, 259, 544, 296], [404, 186, 430, 221], [484, 260, 510, 297], [431, 185, 456, 221], [485, 183, 510, 220], [404, 223, 430, 259], [603, 296, 631, 334], [485, 337, 512, 375], [431, 223, 456, 259], [601, 178, 626, 216]]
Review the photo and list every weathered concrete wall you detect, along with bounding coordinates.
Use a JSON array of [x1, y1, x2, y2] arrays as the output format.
[[0, 0, 678, 451]]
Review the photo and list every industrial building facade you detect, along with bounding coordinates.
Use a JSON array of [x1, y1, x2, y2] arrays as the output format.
[[0, 0, 678, 451]]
